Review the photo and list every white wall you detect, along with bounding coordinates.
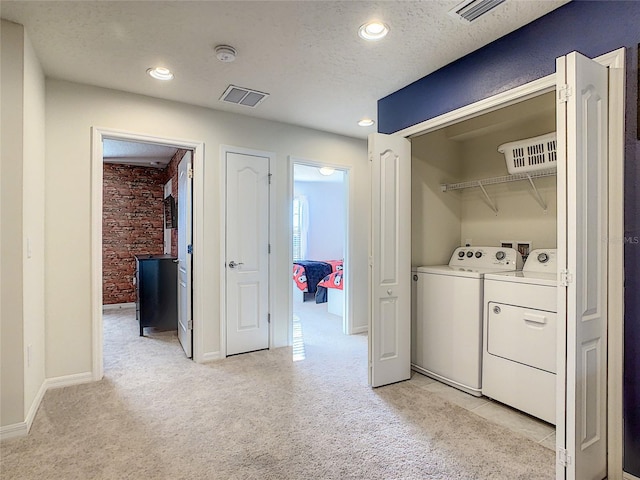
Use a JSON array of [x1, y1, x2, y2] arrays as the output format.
[[1, 20, 26, 427], [410, 129, 462, 267], [22, 24, 47, 422], [0, 20, 46, 431], [294, 180, 345, 260], [45, 80, 367, 377]]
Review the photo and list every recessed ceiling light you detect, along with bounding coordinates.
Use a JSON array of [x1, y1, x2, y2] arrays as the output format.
[[358, 21, 389, 41], [147, 67, 174, 81], [318, 167, 335, 176], [358, 118, 375, 127]]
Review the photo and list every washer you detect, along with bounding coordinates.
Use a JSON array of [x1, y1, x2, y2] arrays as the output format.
[[414, 247, 523, 397], [482, 249, 557, 424]]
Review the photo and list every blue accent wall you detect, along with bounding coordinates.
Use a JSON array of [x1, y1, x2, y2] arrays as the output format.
[[378, 0, 639, 474]]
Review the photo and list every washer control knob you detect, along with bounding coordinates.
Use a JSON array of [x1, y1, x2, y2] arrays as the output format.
[[458, 250, 465, 258], [466, 251, 474, 258], [495, 251, 506, 261], [537, 252, 549, 263], [493, 306, 501, 314], [475, 251, 482, 258]]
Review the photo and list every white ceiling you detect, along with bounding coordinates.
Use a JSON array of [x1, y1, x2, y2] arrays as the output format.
[[1, 0, 568, 139], [102, 139, 178, 168], [294, 163, 345, 183]]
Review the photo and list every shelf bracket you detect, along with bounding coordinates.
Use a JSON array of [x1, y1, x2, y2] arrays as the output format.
[[526, 174, 548, 212], [477, 181, 498, 215]]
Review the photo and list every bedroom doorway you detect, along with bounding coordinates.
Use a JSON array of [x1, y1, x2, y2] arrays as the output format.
[[290, 159, 351, 360], [91, 127, 204, 379]]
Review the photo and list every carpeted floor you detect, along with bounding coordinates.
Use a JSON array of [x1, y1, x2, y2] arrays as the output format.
[[0, 306, 554, 479]]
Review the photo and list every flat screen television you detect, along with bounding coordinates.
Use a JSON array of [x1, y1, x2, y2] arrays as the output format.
[[163, 195, 177, 229]]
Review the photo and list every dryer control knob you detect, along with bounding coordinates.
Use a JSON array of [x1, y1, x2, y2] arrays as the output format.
[[466, 251, 474, 258], [537, 252, 549, 263], [458, 251, 465, 258], [495, 251, 506, 261], [475, 251, 482, 258]]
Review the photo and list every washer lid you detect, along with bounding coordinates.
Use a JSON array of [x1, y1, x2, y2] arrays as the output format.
[[416, 264, 515, 279]]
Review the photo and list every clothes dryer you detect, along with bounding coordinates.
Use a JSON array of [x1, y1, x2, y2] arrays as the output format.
[[482, 249, 558, 424], [414, 247, 523, 397]]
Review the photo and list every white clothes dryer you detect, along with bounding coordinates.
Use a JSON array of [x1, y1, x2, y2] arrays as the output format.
[[482, 249, 558, 424], [414, 247, 523, 397]]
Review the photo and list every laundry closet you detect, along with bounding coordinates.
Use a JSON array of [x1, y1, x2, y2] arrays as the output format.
[[409, 90, 558, 418], [370, 49, 623, 480]]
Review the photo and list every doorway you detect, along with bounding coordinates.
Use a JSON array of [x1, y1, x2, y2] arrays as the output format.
[[289, 159, 351, 360], [91, 128, 204, 378]]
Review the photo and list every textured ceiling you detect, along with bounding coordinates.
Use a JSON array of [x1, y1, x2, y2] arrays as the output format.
[[1, 0, 568, 139], [103, 139, 178, 168]]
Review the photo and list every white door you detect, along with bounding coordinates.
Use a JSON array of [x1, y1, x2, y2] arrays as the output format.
[[163, 179, 172, 255], [368, 133, 412, 387], [177, 152, 193, 358], [556, 51, 608, 480], [226, 151, 270, 356]]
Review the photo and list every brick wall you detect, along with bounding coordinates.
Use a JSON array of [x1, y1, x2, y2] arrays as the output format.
[[102, 164, 166, 304]]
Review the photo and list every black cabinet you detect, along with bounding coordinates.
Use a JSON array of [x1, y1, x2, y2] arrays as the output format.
[[135, 255, 178, 336]]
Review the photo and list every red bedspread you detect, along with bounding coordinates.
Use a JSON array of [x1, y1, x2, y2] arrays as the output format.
[[318, 270, 343, 290], [293, 260, 343, 292]]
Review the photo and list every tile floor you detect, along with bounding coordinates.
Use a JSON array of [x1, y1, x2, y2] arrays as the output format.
[[409, 370, 556, 450]]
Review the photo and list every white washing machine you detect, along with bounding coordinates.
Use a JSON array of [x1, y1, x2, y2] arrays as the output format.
[[414, 247, 523, 397], [482, 249, 557, 424]]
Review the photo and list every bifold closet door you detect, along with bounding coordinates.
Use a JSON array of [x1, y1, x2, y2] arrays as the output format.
[[368, 133, 411, 388], [556, 51, 608, 480]]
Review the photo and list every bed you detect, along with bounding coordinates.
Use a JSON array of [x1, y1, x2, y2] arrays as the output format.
[[317, 270, 344, 316], [292, 260, 343, 305]]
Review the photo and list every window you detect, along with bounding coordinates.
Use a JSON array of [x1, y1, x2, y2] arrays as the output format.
[[292, 195, 308, 260]]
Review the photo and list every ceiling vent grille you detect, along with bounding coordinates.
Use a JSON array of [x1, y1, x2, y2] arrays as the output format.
[[448, 0, 506, 23], [219, 85, 269, 108]]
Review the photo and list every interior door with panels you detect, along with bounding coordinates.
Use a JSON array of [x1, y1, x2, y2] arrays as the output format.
[[556, 51, 608, 480], [368, 133, 412, 388], [225, 150, 270, 356]]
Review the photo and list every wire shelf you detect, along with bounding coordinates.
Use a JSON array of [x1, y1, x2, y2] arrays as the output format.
[[440, 168, 557, 192], [440, 168, 557, 214]]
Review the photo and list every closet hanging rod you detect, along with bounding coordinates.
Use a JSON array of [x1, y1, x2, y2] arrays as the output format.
[[440, 168, 556, 192]]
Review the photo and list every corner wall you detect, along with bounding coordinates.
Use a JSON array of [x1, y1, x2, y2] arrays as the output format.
[[1, 19, 26, 428], [0, 19, 46, 434]]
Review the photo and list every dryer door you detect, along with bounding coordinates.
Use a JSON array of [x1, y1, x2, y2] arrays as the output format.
[[487, 302, 557, 373]]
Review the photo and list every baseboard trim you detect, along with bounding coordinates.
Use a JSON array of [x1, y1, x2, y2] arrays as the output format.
[[351, 325, 368, 334], [25, 380, 48, 434], [200, 351, 221, 363], [0, 421, 28, 441], [102, 302, 135, 311], [624, 472, 640, 480], [45, 371, 93, 390]]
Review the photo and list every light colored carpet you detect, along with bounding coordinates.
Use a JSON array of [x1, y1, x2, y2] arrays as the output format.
[[0, 305, 554, 479]]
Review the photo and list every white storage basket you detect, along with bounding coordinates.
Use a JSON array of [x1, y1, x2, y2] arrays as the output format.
[[498, 132, 557, 175]]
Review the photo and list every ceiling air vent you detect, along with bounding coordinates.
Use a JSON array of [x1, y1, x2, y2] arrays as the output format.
[[219, 85, 269, 108], [448, 0, 506, 23]]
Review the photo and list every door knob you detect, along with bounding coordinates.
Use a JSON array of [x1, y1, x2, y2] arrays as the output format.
[[228, 260, 244, 268]]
